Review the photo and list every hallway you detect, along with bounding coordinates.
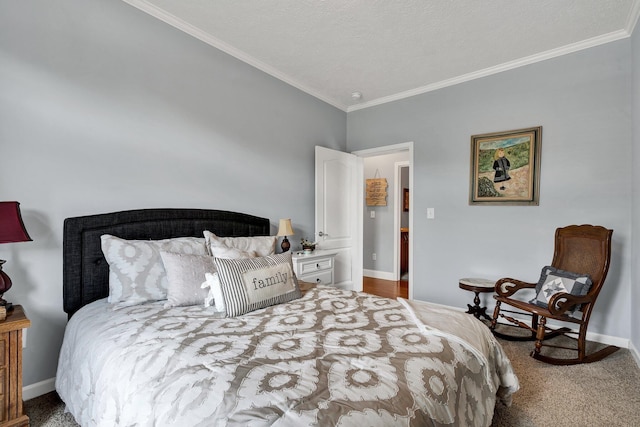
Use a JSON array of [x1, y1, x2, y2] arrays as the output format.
[[362, 276, 408, 299]]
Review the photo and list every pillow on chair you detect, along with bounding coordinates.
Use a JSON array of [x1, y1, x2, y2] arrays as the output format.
[[530, 266, 592, 311]]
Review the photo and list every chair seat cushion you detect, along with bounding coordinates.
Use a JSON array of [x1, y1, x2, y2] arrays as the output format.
[[530, 266, 592, 310]]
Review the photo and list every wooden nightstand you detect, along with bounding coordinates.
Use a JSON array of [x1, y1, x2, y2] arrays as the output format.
[[0, 306, 30, 427], [292, 250, 337, 286]]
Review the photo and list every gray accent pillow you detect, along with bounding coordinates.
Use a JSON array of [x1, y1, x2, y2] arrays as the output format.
[[530, 266, 592, 311], [213, 252, 301, 317], [160, 251, 215, 308], [101, 234, 207, 309]]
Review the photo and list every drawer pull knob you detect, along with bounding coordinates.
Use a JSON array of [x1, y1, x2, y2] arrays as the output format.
[[316, 278, 321, 283], [316, 263, 320, 269]]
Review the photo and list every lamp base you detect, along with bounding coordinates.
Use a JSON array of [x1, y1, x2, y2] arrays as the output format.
[[0, 261, 14, 312], [281, 236, 291, 253]]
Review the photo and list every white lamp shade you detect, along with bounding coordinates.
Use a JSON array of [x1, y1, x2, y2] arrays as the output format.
[[277, 219, 294, 236]]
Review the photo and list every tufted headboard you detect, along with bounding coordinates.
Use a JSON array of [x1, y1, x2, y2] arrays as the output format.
[[62, 208, 271, 318]]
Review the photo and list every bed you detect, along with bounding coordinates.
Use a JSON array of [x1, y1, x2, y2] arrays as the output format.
[[56, 208, 518, 427]]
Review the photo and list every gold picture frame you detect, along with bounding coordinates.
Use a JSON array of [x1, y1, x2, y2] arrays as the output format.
[[469, 126, 542, 205]]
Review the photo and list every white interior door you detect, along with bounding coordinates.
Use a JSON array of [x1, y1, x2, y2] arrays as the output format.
[[315, 146, 363, 291]]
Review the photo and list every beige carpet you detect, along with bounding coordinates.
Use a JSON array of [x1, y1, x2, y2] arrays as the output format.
[[492, 336, 640, 426], [26, 336, 640, 426]]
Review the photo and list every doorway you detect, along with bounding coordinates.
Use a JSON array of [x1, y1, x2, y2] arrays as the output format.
[[353, 142, 413, 299]]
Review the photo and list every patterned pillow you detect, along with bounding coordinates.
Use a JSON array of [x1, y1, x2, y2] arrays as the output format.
[[203, 231, 276, 258], [213, 252, 301, 317], [160, 252, 215, 308], [530, 266, 592, 310], [101, 234, 207, 309]]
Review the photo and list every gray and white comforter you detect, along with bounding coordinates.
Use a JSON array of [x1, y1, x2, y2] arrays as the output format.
[[56, 287, 518, 426]]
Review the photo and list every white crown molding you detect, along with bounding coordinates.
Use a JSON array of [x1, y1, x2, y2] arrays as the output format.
[[121, 0, 348, 111], [123, 0, 638, 114], [627, 0, 640, 34], [347, 28, 632, 112]]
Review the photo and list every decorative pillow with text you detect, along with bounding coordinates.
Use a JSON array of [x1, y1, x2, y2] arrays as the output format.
[[213, 252, 301, 317]]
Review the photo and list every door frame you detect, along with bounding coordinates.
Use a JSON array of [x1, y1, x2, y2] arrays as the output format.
[[352, 142, 414, 299], [394, 161, 410, 281]]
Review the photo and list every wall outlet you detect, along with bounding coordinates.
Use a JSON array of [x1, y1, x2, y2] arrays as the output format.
[[372, 253, 376, 260], [370, 210, 375, 218]]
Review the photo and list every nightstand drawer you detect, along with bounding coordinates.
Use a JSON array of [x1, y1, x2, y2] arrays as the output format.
[[299, 270, 333, 286], [292, 250, 337, 287], [298, 258, 333, 275]]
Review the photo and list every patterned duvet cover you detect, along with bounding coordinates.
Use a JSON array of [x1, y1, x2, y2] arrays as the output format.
[[56, 287, 518, 426]]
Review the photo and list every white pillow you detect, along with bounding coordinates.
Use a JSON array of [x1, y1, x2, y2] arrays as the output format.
[[202, 272, 226, 312], [209, 243, 257, 259], [160, 251, 215, 308], [213, 252, 301, 317], [100, 234, 206, 309], [203, 231, 276, 258]]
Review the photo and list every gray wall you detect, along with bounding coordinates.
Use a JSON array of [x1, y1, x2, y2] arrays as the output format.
[[348, 39, 633, 340], [632, 24, 640, 354], [0, 0, 345, 389]]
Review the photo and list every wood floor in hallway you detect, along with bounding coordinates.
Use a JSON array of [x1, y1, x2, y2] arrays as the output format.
[[362, 276, 408, 299]]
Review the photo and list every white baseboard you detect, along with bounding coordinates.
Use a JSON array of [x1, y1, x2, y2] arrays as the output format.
[[484, 309, 629, 348], [363, 269, 396, 281], [23, 377, 56, 401], [584, 330, 629, 349], [629, 341, 640, 368], [424, 299, 630, 349]]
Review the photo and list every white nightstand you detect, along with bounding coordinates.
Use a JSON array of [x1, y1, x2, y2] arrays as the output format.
[[292, 250, 337, 286]]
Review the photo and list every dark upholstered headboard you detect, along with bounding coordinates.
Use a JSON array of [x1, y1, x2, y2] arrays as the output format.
[[63, 208, 271, 318]]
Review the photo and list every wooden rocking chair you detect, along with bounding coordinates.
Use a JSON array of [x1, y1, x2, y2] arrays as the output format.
[[490, 224, 619, 365]]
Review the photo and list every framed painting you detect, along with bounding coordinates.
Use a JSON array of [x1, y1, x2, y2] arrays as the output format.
[[469, 126, 542, 205]]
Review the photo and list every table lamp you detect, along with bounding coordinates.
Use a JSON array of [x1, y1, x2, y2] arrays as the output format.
[[276, 218, 294, 253], [0, 202, 32, 307]]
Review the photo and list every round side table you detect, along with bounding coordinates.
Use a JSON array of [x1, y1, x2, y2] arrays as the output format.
[[459, 278, 495, 320]]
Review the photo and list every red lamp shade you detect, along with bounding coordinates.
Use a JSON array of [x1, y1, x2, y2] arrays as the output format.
[[0, 202, 32, 243], [0, 202, 32, 307]]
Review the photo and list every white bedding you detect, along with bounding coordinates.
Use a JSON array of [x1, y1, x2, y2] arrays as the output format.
[[56, 287, 518, 426]]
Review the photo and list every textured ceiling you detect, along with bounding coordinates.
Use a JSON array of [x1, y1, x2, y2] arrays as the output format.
[[123, 0, 640, 111]]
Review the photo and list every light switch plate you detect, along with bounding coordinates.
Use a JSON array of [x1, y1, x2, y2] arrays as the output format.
[[427, 208, 435, 219]]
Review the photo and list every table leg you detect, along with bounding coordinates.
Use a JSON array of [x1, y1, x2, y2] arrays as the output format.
[[465, 292, 492, 320]]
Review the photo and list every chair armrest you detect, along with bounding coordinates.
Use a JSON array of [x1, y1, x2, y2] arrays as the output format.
[[495, 278, 536, 297], [547, 292, 593, 316]]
